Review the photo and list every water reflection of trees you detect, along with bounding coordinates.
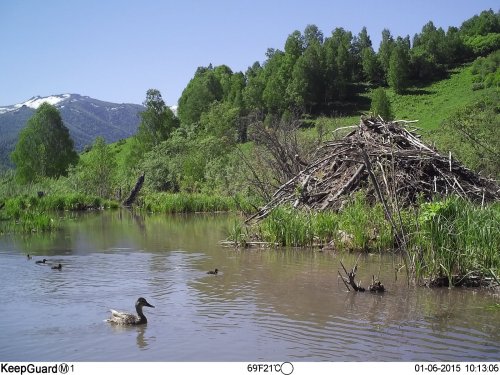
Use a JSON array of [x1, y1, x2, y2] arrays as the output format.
[[10, 210, 235, 256]]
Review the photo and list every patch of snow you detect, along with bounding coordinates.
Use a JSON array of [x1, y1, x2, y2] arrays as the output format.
[[22, 94, 71, 109], [0, 103, 24, 114], [0, 94, 73, 114]]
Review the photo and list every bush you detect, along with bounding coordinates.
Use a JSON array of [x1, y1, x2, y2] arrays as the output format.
[[464, 33, 500, 57], [471, 50, 500, 89], [432, 92, 500, 179], [370, 88, 394, 120]]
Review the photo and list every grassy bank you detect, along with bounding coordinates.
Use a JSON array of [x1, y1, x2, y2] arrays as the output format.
[[0, 193, 119, 234], [231, 195, 500, 286], [406, 198, 500, 286], [141, 192, 257, 214]]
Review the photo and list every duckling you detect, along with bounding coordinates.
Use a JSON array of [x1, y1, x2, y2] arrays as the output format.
[[35, 258, 47, 264], [207, 268, 218, 275], [51, 263, 62, 270], [106, 297, 155, 325], [27, 254, 32, 260]]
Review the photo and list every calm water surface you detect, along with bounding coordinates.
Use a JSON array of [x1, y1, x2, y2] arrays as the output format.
[[0, 210, 499, 361]]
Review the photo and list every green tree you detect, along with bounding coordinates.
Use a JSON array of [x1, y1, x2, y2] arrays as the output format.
[[388, 38, 410, 94], [460, 9, 500, 36], [262, 49, 288, 113], [352, 26, 372, 80], [370, 87, 393, 120], [378, 28, 395, 81], [11, 103, 78, 183], [460, 9, 500, 57], [410, 21, 450, 80], [303, 24, 323, 48], [284, 30, 304, 59], [288, 38, 324, 112], [243, 62, 265, 110], [177, 66, 223, 126], [77, 136, 117, 197], [323, 28, 354, 101], [200, 101, 240, 142], [137, 89, 179, 150], [361, 47, 381, 83]]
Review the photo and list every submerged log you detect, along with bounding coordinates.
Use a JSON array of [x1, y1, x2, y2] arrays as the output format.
[[339, 257, 365, 292], [339, 256, 385, 293], [122, 172, 145, 207]]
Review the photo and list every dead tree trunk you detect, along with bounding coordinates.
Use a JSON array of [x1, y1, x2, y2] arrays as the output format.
[[339, 256, 366, 292], [122, 172, 145, 207], [338, 255, 385, 293]]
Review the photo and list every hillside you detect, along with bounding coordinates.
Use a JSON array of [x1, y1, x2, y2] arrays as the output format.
[[0, 94, 144, 170], [310, 63, 496, 136], [389, 64, 490, 130]]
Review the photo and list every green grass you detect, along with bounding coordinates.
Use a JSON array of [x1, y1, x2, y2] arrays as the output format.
[[389, 64, 495, 131], [0, 193, 119, 234], [141, 192, 255, 214], [306, 64, 495, 136], [247, 193, 393, 251], [1, 211, 58, 233], [406, 197, 500, 286]]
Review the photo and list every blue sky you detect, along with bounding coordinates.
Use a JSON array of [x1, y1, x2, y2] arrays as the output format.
[[1, 0, 497, 106]]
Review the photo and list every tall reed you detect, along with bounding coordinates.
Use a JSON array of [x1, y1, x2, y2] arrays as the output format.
[[406, 197, 500, 285], [141, 192, 253, 213]]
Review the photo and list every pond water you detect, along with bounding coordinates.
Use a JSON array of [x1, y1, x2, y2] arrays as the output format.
[[0, 210, 499, 361]]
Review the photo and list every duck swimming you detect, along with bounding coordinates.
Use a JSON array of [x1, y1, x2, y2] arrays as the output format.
[[106, 297, 155, 325], [207, 268, 218, 275], [35, 259, 47, 264], [51, 263, 62, 270]]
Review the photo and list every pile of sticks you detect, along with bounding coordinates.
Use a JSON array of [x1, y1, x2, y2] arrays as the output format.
[[247, 117, 499, 222]]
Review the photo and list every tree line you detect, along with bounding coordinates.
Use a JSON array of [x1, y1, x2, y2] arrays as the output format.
[[177, 9, 499, 123]]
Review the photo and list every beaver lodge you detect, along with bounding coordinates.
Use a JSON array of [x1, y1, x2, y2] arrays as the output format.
[[243, 116, 500, 290], [247, 116, 499, 223]]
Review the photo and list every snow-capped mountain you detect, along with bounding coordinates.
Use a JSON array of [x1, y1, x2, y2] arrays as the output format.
[[0, 94, 72, 114], [0, 94, 145, 170]]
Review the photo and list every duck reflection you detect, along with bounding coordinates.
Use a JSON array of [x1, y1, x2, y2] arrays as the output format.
[[108, 322, 152, 350]]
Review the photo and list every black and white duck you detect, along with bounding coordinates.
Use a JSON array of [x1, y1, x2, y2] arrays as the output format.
[[106, 297, 155, 325]]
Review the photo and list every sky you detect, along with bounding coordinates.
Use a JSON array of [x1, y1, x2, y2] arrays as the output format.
[[1, 0, 498, 107]]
